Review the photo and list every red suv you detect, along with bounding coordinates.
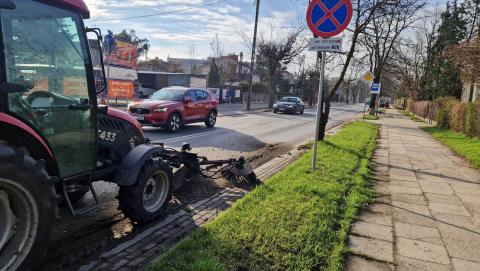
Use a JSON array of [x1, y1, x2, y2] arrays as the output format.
[[128, 87, 218, 132]]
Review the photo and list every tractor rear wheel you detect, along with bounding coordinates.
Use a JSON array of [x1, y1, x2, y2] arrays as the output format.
[[118, 159, 172, 224], [0, 144, 57, 271]]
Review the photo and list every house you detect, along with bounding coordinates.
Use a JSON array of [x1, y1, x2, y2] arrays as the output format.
[[137, 71, 207, 90], [167, 57, 207, 74], [168, 55, 261, 84], [461, 81, 480, 102]]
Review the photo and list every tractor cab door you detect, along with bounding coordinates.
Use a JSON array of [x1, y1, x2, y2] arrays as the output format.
[[1, 1, 96, 178]]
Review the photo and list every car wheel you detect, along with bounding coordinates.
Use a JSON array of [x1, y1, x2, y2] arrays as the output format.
[[273, 110, 278, 114], [205, 110, 217, 128], [167, 113, 182, 133], [300, 108, 304, 114]]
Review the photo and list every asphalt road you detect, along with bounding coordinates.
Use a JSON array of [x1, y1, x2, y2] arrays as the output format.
[[143, 103, 365, 159], [42, 103, 365, 270]]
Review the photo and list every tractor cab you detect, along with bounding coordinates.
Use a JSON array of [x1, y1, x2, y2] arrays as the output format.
[[0, 0, 98, 178]]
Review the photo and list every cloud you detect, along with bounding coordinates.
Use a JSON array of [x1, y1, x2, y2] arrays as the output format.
[[84, 0, 307, 60]]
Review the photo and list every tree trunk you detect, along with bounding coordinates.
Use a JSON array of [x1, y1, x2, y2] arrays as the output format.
[[469, 81, 475, 102], [268, 74, 275, 108], [318, 96, 331, 141]]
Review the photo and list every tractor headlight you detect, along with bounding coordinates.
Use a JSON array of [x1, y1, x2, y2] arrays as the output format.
[[152, 107, 168, 113]]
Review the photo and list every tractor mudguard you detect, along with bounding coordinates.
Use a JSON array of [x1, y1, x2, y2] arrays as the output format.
[[115, 144, 162, 186]]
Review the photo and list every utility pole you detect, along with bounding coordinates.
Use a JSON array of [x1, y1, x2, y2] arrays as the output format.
[[247, 0, 260, 111]]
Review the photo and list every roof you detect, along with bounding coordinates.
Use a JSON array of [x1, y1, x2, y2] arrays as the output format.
[[58, 0, 90, 18], [138, 71, 206, 78]]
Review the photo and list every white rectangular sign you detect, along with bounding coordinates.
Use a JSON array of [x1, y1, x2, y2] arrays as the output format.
[[308, 37, 343, 52]]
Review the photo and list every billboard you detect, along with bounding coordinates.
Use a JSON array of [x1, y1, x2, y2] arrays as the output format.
[[104, 41, 138, 69], [64, 76, 88, 97], [108, 79, 134, 99]]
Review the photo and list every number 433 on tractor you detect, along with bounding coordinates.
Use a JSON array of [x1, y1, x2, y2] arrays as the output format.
[[0, 1, 257, 270]]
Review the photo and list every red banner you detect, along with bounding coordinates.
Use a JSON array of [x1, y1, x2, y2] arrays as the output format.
[[104, 41, 138, 69], [108, 79, 134, 99]]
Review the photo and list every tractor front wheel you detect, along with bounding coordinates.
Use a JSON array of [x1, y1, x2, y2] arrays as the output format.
[[118, 159, 172, 224], [0, 144, 57, 271]]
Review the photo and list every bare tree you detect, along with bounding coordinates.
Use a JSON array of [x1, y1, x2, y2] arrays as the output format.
[[387, 8, 441, 99], [341, 58, 364, 103], [316, 0, 385, 140], [257, 26, 307, 107], [361, 0, 426, 113], [446, 35, 480, 102], [210, 33, 225, 58]]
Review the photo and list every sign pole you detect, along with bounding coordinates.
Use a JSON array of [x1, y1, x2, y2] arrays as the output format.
[[312, 51, 326, 171]]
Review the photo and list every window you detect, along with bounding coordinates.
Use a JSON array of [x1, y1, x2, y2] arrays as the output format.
[[195, 90, 208, 101], [1, 0, 95, 177], [184, 90, 197, 101]]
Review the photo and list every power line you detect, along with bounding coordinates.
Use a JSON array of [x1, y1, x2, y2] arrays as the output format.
[[90, 0, 230, 22]]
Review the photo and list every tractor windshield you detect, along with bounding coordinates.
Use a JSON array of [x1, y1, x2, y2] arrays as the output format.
[[1, 0, 96, 177], [1, 0, 90, 98]]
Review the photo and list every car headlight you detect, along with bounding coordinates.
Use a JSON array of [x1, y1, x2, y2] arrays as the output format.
[[152, 107, 168, 112], [288, 105, 294, 107]]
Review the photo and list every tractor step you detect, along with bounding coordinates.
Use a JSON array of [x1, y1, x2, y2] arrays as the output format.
[[63, 183, 101, 216]]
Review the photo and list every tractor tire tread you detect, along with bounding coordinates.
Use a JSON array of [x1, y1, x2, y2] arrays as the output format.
[[118, 159, 172, 224], [0, 143, 58, 271]]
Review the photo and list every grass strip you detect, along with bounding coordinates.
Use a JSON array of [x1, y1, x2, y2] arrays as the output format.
[[422, 127, 480, 169], [150, 122, 379, 271], [363, 114, 379, 120], [400, 110, 424, 122]]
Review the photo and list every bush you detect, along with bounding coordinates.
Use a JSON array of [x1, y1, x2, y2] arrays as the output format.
[[450, 102, 467, 133], [430, 97, 480, 138], [465, 103, 475, 137], [434, 97, 458, 128]]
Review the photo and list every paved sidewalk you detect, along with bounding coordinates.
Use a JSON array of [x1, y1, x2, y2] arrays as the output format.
[[346, 110, 480, 271]]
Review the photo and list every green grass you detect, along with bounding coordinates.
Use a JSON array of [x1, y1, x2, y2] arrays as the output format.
[[422, 127, 480, 169], [400, 110, 424, 122], [363, 114, 379, 120], [150, 122, 379, 271]]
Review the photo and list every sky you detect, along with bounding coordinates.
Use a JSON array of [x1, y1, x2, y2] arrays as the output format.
[[84, 0, 448, 64]]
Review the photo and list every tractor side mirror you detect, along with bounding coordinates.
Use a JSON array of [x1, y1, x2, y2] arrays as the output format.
[[0, 0, 15, 9], [85, 28, 107, 95]]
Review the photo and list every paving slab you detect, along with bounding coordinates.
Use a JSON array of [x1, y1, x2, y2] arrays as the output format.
[[396, 255, 452, 271], [395, 222, 443, 245], [424, 193, 462, 205], [396, 237, 450, 265], [351, 221, 393, 242], [429, 202, 470, 217], [391, 193, 427, 205], [358, 211, 393, 226], [348, 235, 393, 263], [344, 255, 393, 271], [452, 258, 480, 271]]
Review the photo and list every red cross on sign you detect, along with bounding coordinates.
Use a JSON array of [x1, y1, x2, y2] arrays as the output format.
[[306, 0, 353, 38]]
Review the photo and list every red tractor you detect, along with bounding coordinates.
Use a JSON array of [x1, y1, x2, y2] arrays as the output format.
[[0, 1, 256, 270]]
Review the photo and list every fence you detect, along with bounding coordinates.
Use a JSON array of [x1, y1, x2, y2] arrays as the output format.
[[394, 98, 437, 124]]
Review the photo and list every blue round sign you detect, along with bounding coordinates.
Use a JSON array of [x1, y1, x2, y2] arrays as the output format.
[[307, 0, 353, 38]]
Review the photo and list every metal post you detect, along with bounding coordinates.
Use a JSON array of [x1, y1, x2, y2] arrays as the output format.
[[312, 51, 326, 171], [247, 0, 260, 111], [363, 83, 367, 122]]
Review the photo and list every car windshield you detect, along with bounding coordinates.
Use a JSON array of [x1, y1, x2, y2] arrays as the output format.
[[280, 98, 297, 103], [150, 88, 186, 101]]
